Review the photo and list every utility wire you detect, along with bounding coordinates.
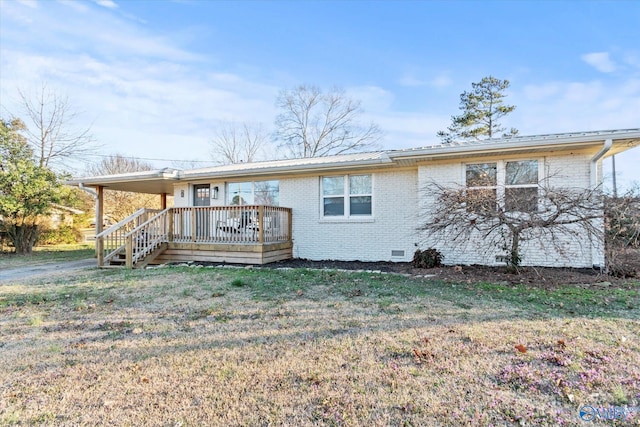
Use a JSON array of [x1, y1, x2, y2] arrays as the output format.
[[81, 153, 213, 163]]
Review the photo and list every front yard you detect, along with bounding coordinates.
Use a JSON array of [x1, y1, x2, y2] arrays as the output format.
[[0, 266, 638, 425]]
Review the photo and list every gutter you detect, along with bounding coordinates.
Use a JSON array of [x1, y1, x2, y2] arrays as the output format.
[[590, 138, 612, 189]]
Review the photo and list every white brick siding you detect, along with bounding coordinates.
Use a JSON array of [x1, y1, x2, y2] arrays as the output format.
[[170, 151, 604, 267], [280, 170, 419, 262], [417, 152, 604, 268]]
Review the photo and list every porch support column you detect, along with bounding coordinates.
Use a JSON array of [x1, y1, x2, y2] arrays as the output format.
[[95, 186, 104, 266], [160, 193, 167, 210]]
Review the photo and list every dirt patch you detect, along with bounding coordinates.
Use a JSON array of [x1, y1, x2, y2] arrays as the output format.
[[257, 258, 638, 290]]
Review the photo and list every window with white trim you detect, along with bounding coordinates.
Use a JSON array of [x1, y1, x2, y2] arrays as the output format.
[[322, 174, 372, 217], [505, 160, 538, 212], [227, 180, 279, 206], [465, 160, 540, 213], [465, 163, 498, 213]]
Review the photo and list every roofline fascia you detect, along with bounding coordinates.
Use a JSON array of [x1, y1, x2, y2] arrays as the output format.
[[387, 131, 640, 161], [181, 155, 394, 180]]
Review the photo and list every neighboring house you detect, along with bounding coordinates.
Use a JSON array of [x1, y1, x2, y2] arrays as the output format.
[[67, 129, 640, 269], [48, 204, 85, 229]]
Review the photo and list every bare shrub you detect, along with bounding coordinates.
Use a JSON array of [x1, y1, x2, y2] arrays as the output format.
[[420, 177, 603, 271], [605, 186, 640, 277]]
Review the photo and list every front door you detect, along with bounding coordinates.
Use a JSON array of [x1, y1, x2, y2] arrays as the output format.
[[193, 184, 210, 240]]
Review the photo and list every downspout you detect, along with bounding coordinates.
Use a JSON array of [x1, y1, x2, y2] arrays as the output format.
[[78, 183, 99, 232], [78, 183, 97, 197], [590, 139, 612, 189], [589, 139, 613, 269]]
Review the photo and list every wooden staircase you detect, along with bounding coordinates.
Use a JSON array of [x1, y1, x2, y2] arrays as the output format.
[[96, 208, 169, 269]]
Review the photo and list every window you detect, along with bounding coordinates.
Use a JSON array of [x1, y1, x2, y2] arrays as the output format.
[[227, 180, 279, 206], [505, 160, 538, 212], [465, 160, 540, 213], [322, 174, 372, 217], [465, 163, 497, 213]]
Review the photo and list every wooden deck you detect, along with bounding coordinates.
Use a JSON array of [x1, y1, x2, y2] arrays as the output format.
[[96, 205, 293, 268], [152, 241, 293, 265]]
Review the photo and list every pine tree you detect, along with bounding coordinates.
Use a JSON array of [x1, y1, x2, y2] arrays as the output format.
[[438, 76, 518, 143]]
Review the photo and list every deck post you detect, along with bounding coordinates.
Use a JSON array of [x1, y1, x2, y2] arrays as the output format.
[[125, 235, 133, 269], [160, 193, 167, 210], [168, 208, 174, 242], [258, 205, 265, 244], [287, 208, 293, 241], [191, 208, 196, 242], [96, 186, 104, 266]]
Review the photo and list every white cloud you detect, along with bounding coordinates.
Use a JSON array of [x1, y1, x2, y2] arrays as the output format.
[[17, 0, 38, 8], [346, 85, 394, 112], [581, 52, 617, 73], [93, 0, 118, 9], [398, 73, 452, 88]]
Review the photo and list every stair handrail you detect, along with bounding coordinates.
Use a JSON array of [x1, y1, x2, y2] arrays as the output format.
[[95, 208, 160, 267], [124, 208, 171, 267], [96, 208, 147, 239]]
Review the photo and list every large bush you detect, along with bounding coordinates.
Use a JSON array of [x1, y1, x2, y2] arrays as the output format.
[[37, 225, 82, 245]]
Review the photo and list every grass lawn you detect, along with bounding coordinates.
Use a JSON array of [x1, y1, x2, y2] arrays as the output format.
[[0, 266, 638, 426], [0, 244, 95, 270]]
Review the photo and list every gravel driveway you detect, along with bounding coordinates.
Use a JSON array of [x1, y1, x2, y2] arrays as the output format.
[[0, 258, 97, 284]]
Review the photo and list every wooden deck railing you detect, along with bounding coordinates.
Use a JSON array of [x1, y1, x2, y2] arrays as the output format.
[[95, 208, 162, 266], [171, 205, 292, 244], [96, 205, 292, 267]]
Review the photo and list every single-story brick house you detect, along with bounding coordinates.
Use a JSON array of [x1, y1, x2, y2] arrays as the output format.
[[68, 129, 640, 269]]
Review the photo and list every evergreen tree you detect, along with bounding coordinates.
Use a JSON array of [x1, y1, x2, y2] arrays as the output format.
[[438, 76, 518, 143]]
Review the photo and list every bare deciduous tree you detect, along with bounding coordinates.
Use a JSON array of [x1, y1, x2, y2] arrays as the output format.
[[18, 83, 95, 170], [210, 121, 268, 164], [275, 85, 382, 158], [86, 154, 163, 222], [605, 186, 640, 277], [420, 178, 604, 271]]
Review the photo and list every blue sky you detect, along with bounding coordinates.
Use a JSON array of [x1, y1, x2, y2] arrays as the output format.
[[1, 0, 639, 189]]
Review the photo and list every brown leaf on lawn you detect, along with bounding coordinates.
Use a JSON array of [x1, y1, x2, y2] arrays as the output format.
[[423, 337, 430, 344], [296, 290, 304, 296], [515, 344, 527, 353], [557, 339, 566, 348], [413, 348, 435, 363]]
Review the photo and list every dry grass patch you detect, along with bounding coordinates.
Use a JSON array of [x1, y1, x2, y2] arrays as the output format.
[[0, 244, 94, 270], [1, 267, 639, 426]]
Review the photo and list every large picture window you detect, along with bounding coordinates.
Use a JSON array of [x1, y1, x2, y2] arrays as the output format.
[[227, 180, 279, 206], [465, 160, 539, 213], [322, 175, 372, 217]]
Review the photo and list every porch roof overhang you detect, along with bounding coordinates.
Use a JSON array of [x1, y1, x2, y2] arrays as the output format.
[[66, 168, 180, 194], [66, 128, 640, 195]]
